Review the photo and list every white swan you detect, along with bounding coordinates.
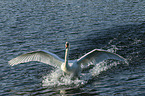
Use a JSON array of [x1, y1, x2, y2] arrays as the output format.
[[9, 42, 128, 78]]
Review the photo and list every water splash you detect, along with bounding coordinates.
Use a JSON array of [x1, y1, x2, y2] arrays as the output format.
[[42, 48, 124, 87], [42, 68, 88, 87], [42, 61, 120, 87]]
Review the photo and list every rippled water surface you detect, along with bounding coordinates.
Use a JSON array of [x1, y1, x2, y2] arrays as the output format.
[[0, 0, 145, 95]]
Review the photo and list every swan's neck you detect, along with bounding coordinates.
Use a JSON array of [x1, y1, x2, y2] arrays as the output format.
[[64, 47, 69, 68]]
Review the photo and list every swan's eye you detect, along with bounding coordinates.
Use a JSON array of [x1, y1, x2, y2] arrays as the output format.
[[65, 42, 69, 48]]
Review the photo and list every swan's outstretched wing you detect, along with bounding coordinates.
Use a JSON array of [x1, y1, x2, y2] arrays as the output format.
[[77, 49, 128, 65], [9, 50, 64, 67]]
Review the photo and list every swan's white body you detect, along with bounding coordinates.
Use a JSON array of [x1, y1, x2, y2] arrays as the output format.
[[9, 42, 128, 78]]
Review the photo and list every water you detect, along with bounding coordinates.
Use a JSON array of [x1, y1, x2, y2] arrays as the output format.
[[0, 0, 145, 95]]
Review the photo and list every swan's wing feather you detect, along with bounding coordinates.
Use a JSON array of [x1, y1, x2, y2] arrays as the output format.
[[9, 50, 64, 67], [77, 49, 128, 65]]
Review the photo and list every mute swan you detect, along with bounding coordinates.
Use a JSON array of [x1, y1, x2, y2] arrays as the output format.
[[9, 42, 128, 78]]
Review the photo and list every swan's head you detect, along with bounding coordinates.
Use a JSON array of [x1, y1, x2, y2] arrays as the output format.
[[65, 42, 69, 48]]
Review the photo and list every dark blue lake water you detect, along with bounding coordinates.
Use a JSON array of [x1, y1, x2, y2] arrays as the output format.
[[0, 0, 145, 95]]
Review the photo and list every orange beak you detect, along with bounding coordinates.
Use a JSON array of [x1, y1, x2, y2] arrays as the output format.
[[65, 42, 69, 48]]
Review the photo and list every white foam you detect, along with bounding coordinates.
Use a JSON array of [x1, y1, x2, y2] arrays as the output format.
[[42, 62, 119, 87], [42, 48, 121, 87]]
